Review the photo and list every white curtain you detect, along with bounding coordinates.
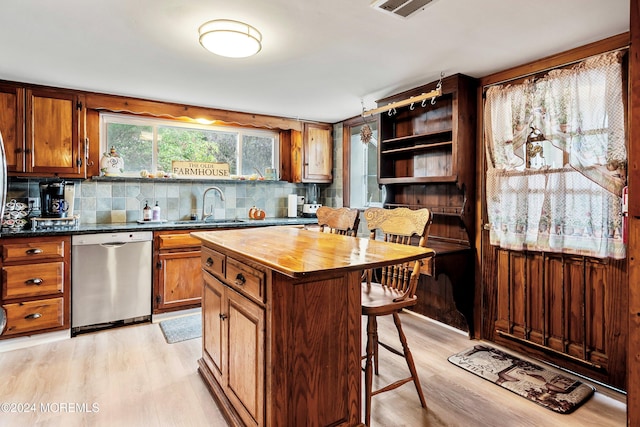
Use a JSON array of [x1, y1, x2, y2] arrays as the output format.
[[485, 51, 626, 259]]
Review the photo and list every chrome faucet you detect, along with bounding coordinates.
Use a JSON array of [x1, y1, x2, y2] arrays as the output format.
[[202, 186, 225, 222]]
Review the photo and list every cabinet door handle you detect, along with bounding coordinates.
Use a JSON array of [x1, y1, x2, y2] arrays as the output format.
[[26, 248, 43, 255], [219, 313, 227, 321], [25, 278, 43, 285], [25, 313, 42, 320], [206, 257, 214, 267], [234, 273, 246, 286]]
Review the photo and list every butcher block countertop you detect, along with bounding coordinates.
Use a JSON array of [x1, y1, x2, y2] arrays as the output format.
[[191, 226, 435, 278]]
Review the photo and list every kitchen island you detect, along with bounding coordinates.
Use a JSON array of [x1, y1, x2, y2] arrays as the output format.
[[192, 226, 434, 427]]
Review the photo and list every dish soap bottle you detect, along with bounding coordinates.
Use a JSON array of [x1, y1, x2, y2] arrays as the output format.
[[152, 201, 161, 221], [143, 201, 152, 221]]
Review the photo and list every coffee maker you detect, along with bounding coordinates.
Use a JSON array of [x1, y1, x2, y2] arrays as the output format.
[[40, 181, 69, 218], [302, 183, 322, 217]]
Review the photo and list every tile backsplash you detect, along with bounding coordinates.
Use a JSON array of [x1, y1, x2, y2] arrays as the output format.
[[7, 126, 345, 225], [7, 178, 314, 224]]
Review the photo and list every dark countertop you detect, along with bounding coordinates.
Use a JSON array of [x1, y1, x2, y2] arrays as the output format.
[[0, 217, 318, 238]]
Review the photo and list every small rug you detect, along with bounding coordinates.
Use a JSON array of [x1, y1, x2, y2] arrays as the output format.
[[159, 314, 202, 344], [448, 344, 595, 414]]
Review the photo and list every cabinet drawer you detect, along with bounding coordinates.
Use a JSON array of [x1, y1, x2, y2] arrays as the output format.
[[3, 262, 64, 299], [2, 240, 65, 262], [226, 257, 265, 303], [202, 246, 225, 279], [2, 297, 64, 336], [158, 233, 201, 250]]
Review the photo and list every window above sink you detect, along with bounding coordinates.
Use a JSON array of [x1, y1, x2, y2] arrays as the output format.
[[101, 113, 279, 179]]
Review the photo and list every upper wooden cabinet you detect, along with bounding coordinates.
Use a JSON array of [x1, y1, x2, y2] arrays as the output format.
[[302, 122, 332, 182], [289, 122, 333, 183], [0, 83, 24, 173], [0, 82, 86, 178]]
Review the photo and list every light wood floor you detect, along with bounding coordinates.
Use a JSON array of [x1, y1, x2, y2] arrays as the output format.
[[0, 312, 626, 427]]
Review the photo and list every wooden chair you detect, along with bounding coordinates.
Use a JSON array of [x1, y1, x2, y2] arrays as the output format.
[[315, 206, 360, 237], [361, 207, 433, 426]]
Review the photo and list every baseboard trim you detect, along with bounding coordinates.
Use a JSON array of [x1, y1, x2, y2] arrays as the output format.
[[0, 329, 70, 352], [151, 307, 201, 324]]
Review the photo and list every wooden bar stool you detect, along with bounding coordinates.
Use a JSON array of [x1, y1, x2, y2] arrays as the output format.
[[315, 206, 360, 236], [361, 207, 433, 426]]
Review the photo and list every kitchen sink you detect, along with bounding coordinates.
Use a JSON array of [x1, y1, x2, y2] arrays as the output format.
[[171, 219, 246, 225]]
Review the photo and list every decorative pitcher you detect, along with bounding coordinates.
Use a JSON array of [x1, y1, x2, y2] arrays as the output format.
[[100, 146, 124, 176]]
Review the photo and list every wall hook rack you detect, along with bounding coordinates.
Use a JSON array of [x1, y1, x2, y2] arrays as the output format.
[[362, 87, 442, 117]]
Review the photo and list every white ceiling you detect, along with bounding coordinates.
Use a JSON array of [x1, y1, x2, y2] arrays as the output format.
[[0, 0, 629, 124]]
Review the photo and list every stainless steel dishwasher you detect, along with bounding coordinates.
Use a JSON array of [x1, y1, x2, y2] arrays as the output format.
[[71, 231, 153, 335]]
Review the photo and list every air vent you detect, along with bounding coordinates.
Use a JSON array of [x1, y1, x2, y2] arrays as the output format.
[[371, 0, 435, 19]]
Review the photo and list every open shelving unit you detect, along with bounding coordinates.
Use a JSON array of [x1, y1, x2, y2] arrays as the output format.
[[375, 73, 478, 335], [377, 74, 477, 235]]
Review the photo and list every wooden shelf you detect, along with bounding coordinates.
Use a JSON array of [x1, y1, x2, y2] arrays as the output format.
[[378, 175, 458, 184], [382, 129, 453, 145], [381, 141, 452, 155]]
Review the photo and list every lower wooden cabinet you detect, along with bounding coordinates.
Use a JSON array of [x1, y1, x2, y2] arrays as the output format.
[[153, 231, 203, 313], [4, 298, 65, 335], [0, 235, 70, 338], [203, 271, 265, 427]]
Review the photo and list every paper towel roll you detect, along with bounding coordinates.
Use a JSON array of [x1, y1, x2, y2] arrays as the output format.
[[287, 194, 298, 218]]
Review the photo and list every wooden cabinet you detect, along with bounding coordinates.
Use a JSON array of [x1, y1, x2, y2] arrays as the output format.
[[0, 83, 24, 173], [0, 82, 86, 178], [0, 236, 70, 338], [26, 87, 86, 177], [203, 269, 265, 427], [153, 230, 203, 313], [201, 245, 266, 427], [290, 122, 333, 183], [376, 74, 478, 334]]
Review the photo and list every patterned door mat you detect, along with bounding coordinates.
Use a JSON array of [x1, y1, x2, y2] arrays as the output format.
[[448, 345, 595, 414], [159, 314, 202, 344]]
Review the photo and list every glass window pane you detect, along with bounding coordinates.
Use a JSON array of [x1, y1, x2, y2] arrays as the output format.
[[157, 126, 238, 174], [350, 123, 380, 208], [242, 134, 274, 176], [105, 122, 153, 173]]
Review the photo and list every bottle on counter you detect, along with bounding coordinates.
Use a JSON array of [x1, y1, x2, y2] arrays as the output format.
[[152, 201, 161, 221], [143, 201, 152, 221]]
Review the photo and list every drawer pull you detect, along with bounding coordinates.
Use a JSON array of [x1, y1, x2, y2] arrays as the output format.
[[24, 313, 42, 320], [25, 278, 43, 285], [234, 273, 246, 286], [219, 313, 227, 321], [26, 248, 43, 255], [206, 257, 214, 267]]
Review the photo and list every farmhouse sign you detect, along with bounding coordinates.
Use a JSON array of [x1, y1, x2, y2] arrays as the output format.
[[171, 161, 230, 179]]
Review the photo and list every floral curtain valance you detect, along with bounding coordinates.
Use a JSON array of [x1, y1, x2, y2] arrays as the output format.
[[484, 51, 627, 259]]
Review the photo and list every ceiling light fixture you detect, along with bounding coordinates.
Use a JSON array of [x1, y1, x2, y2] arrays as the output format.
[[198, 19, 262, 58]]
